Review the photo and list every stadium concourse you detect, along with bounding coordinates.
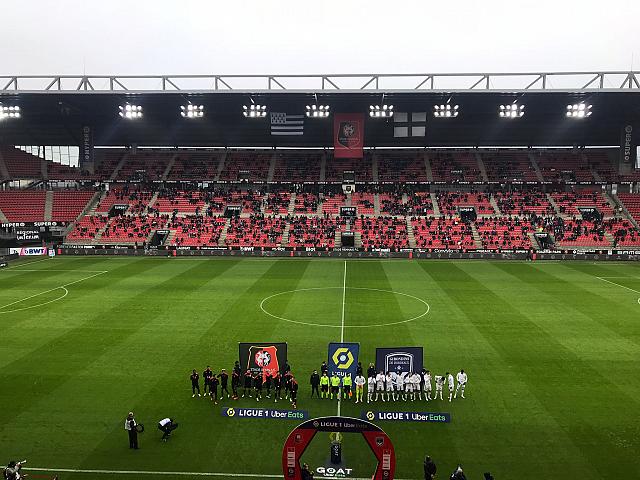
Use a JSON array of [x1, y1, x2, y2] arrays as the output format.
[[1, 146, 640, 252]]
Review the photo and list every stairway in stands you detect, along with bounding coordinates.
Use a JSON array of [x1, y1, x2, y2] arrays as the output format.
[[406, 217, 417, 248], [0, 150, 10, 180], [217, 218, 231, 246], [44, 191, 53, 221], [470, 224, 484, 249]]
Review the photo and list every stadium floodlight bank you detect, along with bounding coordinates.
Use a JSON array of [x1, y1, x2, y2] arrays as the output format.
[[369, 105, 394, 118], [433, 104, 459, 117], [499, 103, 524, 118], [118, 104, 143, 119], [0, 104, 20, 119], [181, 104, 204, 118], [305, 105, 330, 118], [243, 104, 267, 118]]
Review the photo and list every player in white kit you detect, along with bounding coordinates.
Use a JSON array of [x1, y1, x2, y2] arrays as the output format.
[[367, 375, 375, 403], [454, 369, 467, 399], [396, 371, 405, 401], [404, 371, 414, 400], [434, 374, 444, 400], [447, 372, 455, 402], [385, 372, 394, 401], [375, 371, 386, 402], [423, 370, 432, 401], [411, 372, 422, 401]]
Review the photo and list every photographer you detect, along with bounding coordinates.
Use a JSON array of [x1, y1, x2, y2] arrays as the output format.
[[423, 455, 436, 480], [124, 412, 139, 449], [450, 465, 467, 480], [3, 461, 24, 480], [158, 417, 178, 442]]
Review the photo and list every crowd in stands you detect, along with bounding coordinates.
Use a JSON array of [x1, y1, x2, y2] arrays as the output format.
[[2, 147, 640, 252]]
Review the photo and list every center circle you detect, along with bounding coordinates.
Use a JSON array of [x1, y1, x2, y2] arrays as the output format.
[[259, 287, 430, 328]]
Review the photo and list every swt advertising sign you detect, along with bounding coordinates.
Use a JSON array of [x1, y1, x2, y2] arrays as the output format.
[[375, 347, 423, 375], [334, 113, 364, 158], [239, 342, 288, 380], [328, 342, 360, 378]]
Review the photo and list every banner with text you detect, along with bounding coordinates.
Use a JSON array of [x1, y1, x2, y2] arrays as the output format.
[[222, 407, 307, 420], [363, 410, 450, 423], [239, 342, 288, 380], [334, 113, 364, 158], [620, 124, 638, 167], [328, 342, 360, 378], [375, 347, 423, 375], [80, 125, 94, 168]]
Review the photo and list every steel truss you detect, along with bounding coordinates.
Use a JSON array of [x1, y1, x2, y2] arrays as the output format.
[[0, 71, 639, 93]]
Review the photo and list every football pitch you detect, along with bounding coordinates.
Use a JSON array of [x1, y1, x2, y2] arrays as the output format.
[[1, 256, 639, 480]]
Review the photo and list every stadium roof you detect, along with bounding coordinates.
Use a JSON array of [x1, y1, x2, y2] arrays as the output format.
[[0, 72, 638, 148]]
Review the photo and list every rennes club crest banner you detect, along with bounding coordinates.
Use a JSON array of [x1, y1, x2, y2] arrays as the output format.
[[239, 342, 288, 380], [334, 113, 364, 158]]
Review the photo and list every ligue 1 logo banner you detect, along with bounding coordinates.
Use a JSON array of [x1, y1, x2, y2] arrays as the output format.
[[334, 113, 364, 159], [328, 342, 360, 378], [239, 342, 288, 380], [375, 347, 423, 375]]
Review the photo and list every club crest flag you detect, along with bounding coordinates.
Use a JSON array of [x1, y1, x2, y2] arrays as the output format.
[[334, 113, 364, 158], [375, 347, 423, 375], [239, 342, 288, 380], [328, 342, 360, 378]]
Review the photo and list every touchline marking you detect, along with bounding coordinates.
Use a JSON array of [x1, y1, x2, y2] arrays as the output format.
[[24, 467, 412, 480], [259, 287, 430, 328], [1, 269, 108, 273], [4, 257, 50, 269], [0, 271, 107, 314]]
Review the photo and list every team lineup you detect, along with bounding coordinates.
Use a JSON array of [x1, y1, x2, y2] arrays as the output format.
[[188, 360, 468, 406]]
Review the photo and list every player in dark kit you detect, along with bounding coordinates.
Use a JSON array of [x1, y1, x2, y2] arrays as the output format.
[[273, 372, 282, 402], [243, 370, 253, 397], [210, 374, 220, 404], [190, 369, 201, 397], [203, 366, 213, 397], [253, 372, 263, 401], [290, 377, 299, 408], [218, 369, 230, 399], [265, 372, 273, 398], [233, 361, 241, 376], [320, 361, 328, 375], [284, 371, 293, 399], [231, 370, 240, 399]]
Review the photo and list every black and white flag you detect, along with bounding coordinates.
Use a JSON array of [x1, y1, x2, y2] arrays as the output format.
[[393, 112, 427, 137], [270, 112, 304, 136]]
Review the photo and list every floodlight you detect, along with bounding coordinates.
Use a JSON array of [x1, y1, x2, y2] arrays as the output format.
[[243, 104, 267, 118], [181, 104, 204, 118], [119, 104, 143, 119], [498, 103, 524, 118], [369, 105, 394, 118], [306, 104, 330, 118], [433, 104, 459, 118], [566, 103, 592, 118], [0, 104, 21, 119]]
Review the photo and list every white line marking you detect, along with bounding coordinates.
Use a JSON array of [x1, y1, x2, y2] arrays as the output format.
[[24, 467, 405, 480], [340, 261, 347, 343], [0, 271, 107, 314], [1, 269, 108, 273], [4, 257, 50, 269], [0, 287, 68, 314], [259, 287, 430, 328], [595, 276, 640, 294]]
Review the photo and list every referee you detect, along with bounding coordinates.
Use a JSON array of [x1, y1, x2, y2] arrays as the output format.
[[124, 411, 139, 449]]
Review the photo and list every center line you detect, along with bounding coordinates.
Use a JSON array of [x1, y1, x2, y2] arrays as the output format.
[[340, 260, 347, 343], [337, 260, 347, 417]]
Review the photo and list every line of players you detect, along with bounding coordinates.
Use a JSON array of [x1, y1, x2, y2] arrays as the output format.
[[314, 362, 468, 403], [190, 362, 300, 407]]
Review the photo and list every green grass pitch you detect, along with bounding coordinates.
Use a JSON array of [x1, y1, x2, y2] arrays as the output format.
[[1, 257, 639, 480]]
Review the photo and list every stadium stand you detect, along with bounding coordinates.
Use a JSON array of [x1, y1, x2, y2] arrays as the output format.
[[411, 218, 477, 250], [0, 191, 47, 221], [430, 151, 483, 183], [51, 191, 94, 221]]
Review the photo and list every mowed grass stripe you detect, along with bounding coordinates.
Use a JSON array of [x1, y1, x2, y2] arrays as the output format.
[[0, 259, 239, 446], [71, 259, 261, 473], [416, 261, 595, 480], [447, 262, 637, 480]]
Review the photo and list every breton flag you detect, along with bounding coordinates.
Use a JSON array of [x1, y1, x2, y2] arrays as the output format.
[[270, 112, 304, 136], [393, 112, 427, 137]]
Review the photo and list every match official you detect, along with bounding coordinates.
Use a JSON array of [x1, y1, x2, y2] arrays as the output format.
[[310, 370, 320, 398]]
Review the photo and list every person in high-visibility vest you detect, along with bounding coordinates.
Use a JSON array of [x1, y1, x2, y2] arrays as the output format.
[[319, 372, 330, 399], [342, 373, 353, 400], [330, 373, 341, 400]]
